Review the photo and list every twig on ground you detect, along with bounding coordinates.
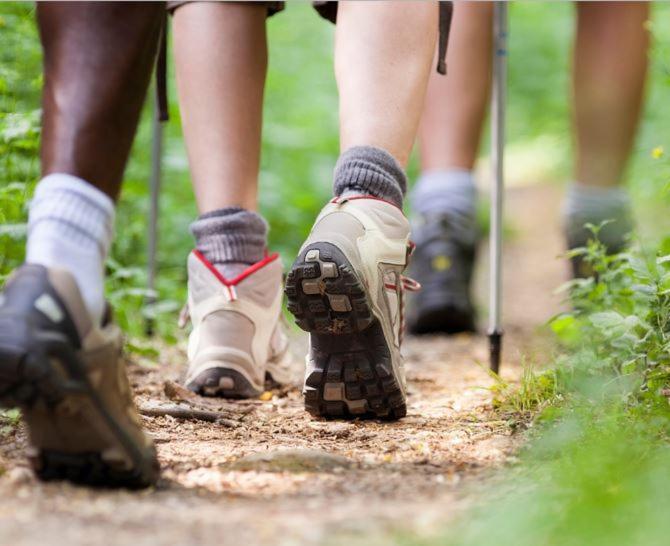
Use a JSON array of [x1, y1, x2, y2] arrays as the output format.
[[138, 403, 241, 428], [162, 380, 256, 415], [163, 380, 202, 404]]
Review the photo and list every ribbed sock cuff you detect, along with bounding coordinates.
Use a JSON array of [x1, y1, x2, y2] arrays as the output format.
[[333, 146, 407, 208], [27, 173, 115, 260], [190, 207, 268, 265]]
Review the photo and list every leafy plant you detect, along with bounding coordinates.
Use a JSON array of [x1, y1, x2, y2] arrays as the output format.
[[490, 360, 559, 417]]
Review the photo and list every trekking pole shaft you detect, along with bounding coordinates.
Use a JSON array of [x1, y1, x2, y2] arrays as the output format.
[[488, 1, 507, 373], [146, 93, 163, 336]]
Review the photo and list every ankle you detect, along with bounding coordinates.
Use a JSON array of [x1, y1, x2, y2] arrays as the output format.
[[190, 207, 268, 275], [333, 146, 407, 208]]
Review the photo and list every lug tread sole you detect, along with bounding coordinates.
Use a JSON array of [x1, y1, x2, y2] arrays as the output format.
[[186, 367, 263, 399], [285, 244, 373, 335], [0, 325, 158, 489], [286, 242, 406, 420]]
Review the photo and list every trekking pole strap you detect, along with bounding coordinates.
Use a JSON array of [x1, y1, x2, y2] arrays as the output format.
[[437, 1, 454, 75], [156, 11, 169, 123]]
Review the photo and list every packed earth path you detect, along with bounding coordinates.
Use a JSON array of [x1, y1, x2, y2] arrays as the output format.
[[0, 183, 566, 546]]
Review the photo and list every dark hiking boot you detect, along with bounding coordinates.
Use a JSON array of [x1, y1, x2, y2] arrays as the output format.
[[0, 265, 159, 488], [406, 212, 477, 334], [285, 196, 419, 420], [566, 222, 630, 279]]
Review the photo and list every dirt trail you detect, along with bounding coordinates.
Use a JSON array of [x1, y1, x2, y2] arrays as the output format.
[[0, 184, 565, 546]]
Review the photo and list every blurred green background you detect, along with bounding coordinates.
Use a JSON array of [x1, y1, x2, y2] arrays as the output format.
[[1, 2, 669, 339]]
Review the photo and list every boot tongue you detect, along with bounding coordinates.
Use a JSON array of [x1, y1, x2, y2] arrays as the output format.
[[214, 262, 253, 281]]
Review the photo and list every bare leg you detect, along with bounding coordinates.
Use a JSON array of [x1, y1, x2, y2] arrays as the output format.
[[419, 2, 493, 171], [573, 1, 649, 188], [34, 2, 163, 322], [38, 2, 163, 200], [172, 2, 267, 213], [335, 1, 438, 167], [170, 4, 277, 402]]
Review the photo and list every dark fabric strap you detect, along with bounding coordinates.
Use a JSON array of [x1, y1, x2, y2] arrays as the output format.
[[156, 10, 169, 122], [437, 1, 454, 76]]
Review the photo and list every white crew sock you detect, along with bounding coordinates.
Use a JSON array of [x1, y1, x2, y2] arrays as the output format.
[[26, 173, 115, 326]]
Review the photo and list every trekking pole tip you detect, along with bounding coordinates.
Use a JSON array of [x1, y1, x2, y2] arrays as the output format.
[[488, 328, 503, 374]]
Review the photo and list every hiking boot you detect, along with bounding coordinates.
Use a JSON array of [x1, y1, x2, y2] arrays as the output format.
[[182, 250, 291, 398], [285, 196, 418, 420], [406, 212, 477, 334], [0, 264, 159, 488]]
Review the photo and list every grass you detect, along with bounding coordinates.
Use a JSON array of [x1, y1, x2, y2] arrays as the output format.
[[489, 361, 559, 417], [435, 401, 670, 546]]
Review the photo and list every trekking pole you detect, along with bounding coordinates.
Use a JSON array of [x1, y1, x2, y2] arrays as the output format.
[[146, 21, 169, 337], [146, 90, 163, 336], [488, 1, 508, 374]]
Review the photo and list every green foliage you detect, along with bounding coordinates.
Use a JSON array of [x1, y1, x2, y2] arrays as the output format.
[[431, 400, 670, 546], [552, 226, 670, 400], [0, 4, 40, 283], [0, 408, 20, 437]]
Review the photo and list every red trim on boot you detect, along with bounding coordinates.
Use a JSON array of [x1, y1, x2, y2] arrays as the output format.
[[192, 250, 280, 286], [332, 194, 403, 211]]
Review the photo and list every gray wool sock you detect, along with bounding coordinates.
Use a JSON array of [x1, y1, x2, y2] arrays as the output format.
[[333, 146, 407, 208], [562, 182, 633, 250], [190, 207, 268, 276]]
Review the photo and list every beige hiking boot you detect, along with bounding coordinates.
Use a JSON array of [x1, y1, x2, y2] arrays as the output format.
[[182, 250, 291, 398], [285, 196, 419, 420], [0, 264, 159, 488]]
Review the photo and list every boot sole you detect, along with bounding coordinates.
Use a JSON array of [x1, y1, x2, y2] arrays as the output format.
[[0, 312, 159, 489], [285, 242, 406, 420], [186, 367, 263, 399], [185, 332, 292, 400]]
